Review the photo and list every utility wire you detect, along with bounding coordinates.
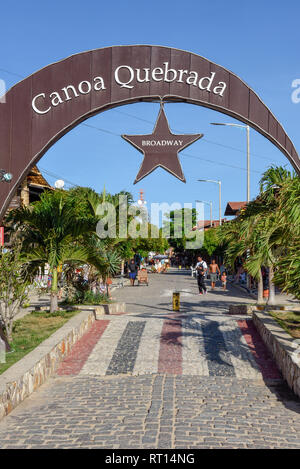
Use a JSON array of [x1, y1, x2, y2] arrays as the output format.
[[112, 109, 277, 163], [0, 68, 24, 79], [81, 122, 261, 174], [37, 166, 79, 187]]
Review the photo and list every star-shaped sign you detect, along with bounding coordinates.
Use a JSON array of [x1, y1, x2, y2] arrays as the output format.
[[122, 105, 203, 184]]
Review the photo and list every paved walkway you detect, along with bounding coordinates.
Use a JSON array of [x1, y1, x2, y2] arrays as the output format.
[[0, 269, 299, 449]]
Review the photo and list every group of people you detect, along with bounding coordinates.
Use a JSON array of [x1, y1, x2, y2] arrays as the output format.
[[195, 256, 227, 295], [150, 258, 169, 273], [127, 255, 171, 286], [127, 253, 228, 294]]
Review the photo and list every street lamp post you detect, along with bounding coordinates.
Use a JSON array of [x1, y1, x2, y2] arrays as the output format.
[[198, 180, 222, 226], [211, 122, 250, 203], [196, 200, 213, 227]]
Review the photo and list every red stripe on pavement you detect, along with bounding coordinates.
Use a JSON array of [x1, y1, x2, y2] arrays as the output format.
[[57, 320, 110, 376], [158, 315, 182, 375], [237, 319, 281, 380]]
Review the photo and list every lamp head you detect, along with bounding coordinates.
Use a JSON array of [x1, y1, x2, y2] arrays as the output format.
[[0, 170, 13, 182], [2, 172, 12, 182]]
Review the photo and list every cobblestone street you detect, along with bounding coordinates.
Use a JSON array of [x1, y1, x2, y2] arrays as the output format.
[[0, 269, 300, 449]]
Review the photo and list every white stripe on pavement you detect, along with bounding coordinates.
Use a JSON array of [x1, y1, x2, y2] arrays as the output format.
[[80, 319, 128, 376], [181, 317, 209, 376], [133, 319, 164, 375]]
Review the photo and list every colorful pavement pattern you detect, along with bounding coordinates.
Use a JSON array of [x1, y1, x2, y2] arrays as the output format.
[[57, 315, 280, 380], [0, 270, 300, 449]]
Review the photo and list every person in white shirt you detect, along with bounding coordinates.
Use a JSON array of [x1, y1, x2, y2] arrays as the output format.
[[195, 256, 208, 295]]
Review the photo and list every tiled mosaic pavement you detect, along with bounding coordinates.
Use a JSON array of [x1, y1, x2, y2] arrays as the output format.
[[0, 271, 300, 449], [56, 315, 280, 380]]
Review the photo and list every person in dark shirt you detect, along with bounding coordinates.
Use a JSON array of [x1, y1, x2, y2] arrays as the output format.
[[195, 257, 207, 295], [134, 253, 141, 269], [128, 259, 138, 286]]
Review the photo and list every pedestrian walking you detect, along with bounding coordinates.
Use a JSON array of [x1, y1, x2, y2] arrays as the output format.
[[195, 256, 207, 295], [209, 259, 221, 290], [128, 258, 138, 286], [106, 276, 113, 298], [221, 270, 227, 291]]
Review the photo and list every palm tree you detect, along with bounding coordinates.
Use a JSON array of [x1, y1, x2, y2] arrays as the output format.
[[257, 166, 294, 304], [273, 174, 300, 299], [84, 237, 121, 286], [66, 186, 135, 295], [219, 209, 265, 303], [219, 166, 293, 305], [260, 165, 292, 193], [242, 211, 280, 305], [216, 165, 299, 305], [6, 190, 96, 312]]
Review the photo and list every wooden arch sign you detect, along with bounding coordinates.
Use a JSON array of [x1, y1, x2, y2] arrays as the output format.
[[0, 45, 299, 218]]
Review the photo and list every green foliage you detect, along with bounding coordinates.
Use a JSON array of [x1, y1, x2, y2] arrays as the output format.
[[202, 227, 223, 257], [269, 310, 300, 339], [0, 309, 79, 374], [0, 247, 30, 343], [6, 190, 97, 312], [133, 224, 168, 257], [219, 165, 300, 301], [163, 208, 197, 252], [64, 290, 112, 305], [274, 246, 300, 299], [6, 189, 94, 269]]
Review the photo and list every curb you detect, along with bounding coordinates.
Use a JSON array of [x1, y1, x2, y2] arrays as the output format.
[[0, 310, 96, 421], [228, 304, 254, 315], [252, 310, 300, 399], [71, 302, 126, 317], [229, 282, 257, 300]]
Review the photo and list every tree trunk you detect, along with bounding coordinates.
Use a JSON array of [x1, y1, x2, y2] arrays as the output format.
[[267, 265, 276, 305], [6, 322, 13, 345], [0, 324, 11, 351], [50, 267, 58, 313], [257, 268, 264, 304]]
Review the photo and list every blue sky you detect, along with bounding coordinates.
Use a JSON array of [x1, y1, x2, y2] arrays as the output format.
[[1, 0, 300, 222]]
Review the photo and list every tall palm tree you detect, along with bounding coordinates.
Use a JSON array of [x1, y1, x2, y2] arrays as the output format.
[[273, 174, 300, 299], [258, 166, 295, 304], [6, 190, 96, 312], [219, 208, 265, 303], [219, 166, 293, 305]]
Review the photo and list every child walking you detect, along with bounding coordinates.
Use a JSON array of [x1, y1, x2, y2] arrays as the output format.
[[221, 270, 227, 291]]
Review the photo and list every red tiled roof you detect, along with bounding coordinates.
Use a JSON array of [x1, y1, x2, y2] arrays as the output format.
[[192, 219, 227, 230], [224, 201, 247, 216]]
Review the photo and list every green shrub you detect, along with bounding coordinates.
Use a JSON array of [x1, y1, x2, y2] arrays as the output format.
[[63, 290, 112, 305]]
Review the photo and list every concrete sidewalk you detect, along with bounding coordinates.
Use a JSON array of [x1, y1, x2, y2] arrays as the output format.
[[15, 277, 129, 320]]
